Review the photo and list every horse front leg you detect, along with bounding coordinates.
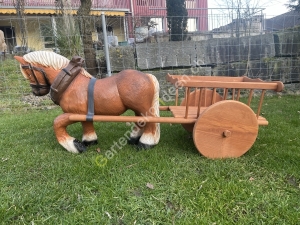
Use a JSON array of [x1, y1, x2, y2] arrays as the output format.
[[81, 121, 98, 146], [53, 113, 87, 153]]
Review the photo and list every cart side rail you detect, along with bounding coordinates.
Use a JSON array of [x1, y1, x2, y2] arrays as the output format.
[[166, 74, 284, 120], [167, 74, 284, 91], [166, 74, 245, 83], [242, 76, 284, 92]]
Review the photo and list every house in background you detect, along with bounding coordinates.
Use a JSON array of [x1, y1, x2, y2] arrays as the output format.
[[265, 10, 300, 31], [0, 0, 208, 53], [210, 10, 300, 38], [0, 0, 129, 53], [131, 0, 208, 32], [211, 15, 264, 38]]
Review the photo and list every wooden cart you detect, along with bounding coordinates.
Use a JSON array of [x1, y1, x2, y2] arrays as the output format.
[[69, 74, 284, 159]]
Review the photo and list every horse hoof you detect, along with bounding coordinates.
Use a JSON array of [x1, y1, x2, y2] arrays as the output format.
[[73, 139, 87, 153], [128, 136, 141, 145], [83, 140, 98, 146], [136, 142, 155, 150]]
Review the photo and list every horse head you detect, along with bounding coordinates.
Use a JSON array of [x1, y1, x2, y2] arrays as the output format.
[[14, 51, 70, 96], [15, 51, 93, 96], [15, 58, 52, 96]]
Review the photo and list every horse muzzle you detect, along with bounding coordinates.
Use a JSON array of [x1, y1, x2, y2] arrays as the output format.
[[30, 84, 50, 96]]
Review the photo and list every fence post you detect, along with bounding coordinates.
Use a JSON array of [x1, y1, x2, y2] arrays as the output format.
[[101, 12, 111, 77]]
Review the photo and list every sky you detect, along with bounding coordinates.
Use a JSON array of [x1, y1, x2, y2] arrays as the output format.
[[208, 0, 290, 18], [261, 1, 289, 17]]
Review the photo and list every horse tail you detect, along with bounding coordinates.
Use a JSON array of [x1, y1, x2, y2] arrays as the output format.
[[146, 73, 160, 144]]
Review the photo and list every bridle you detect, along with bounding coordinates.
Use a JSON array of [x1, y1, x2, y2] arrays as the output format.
[[21, 63, 51, 95]]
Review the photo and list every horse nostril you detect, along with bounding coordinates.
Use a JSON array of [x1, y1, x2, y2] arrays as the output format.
[[32, 90, 39, 96]]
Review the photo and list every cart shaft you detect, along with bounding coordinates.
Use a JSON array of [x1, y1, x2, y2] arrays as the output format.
[[69, 114, 197, 124]]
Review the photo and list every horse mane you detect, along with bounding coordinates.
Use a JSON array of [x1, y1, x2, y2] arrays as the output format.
[[23, 51, 93, 78]]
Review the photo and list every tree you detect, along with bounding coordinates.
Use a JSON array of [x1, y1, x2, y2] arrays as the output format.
[[77, 0, 98, 75], [14, 0, 28, 52], [287, 0, 300, 12], [54, 0, 82, 58], [166, 0, 188, 41]]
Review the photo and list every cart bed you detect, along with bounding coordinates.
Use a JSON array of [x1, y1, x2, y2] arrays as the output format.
[[166, 74, 283, 126], [168, 105, 268, 125]]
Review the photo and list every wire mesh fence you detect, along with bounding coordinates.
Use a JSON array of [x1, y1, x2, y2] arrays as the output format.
[[1, 11, 300, 110]]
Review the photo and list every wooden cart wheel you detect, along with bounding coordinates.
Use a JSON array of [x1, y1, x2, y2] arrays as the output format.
[[193, 100, 258, 159], [180, 89, 223, 132]]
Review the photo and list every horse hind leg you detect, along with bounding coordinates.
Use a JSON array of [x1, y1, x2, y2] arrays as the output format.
[[127, 111, 160, 149], [81, 121, 98, 146], [127, 117, 160, 150], [137, 73, 160, 150], [137, 121, 160, 150], [127, 114, 144, 145]]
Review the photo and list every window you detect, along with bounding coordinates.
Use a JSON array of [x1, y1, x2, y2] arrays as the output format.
[[187, 18, 197, 32], [137, 0, 147, 6], [148, 0, 162, 6], [185, 0, 195, 9], [137, 0, 163, 6], [149, 18, 163, 32]]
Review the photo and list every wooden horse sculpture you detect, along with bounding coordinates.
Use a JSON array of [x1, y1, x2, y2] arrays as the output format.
[[15, 51, 160, 153], [0, 30, 7, 59]]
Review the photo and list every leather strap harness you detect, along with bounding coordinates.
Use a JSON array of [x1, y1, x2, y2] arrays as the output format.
[[21, 64, 51, 95], [50, 56, 84, 105], [50, 56, 97, 121]]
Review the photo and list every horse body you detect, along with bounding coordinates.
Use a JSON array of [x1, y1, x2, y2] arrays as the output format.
[[15, 51, 160, 153], [60, 69, 155, 116]]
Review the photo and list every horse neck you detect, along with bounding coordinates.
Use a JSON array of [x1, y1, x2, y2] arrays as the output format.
[[43, 66, 91, 85], [40, 67, 61, 84]]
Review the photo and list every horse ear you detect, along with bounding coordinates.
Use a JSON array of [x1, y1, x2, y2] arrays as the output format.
[[14, 56, 27, 64]]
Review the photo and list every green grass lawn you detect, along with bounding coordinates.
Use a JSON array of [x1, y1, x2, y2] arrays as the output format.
[[0, 95, 299, 224]]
